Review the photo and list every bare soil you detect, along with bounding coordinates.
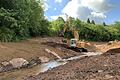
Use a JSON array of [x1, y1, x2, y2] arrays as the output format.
[[26, 48, 120, 80], [0, 37, 120, 80], [0, 37, 83, 80], [0, 37, 81, 62]]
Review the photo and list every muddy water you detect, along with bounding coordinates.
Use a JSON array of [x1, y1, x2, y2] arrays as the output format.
[[0, 52, 102, 80], [0, 60, 67, 80]]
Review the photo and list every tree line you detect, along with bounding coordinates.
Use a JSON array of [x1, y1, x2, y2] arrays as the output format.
[[0, 0, 120, 42], [50, 17, 120, 42]]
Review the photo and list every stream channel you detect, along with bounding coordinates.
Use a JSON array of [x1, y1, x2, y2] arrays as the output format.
[[0, 52, 102, 80]]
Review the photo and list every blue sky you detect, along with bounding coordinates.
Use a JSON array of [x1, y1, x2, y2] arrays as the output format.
[[44, 0, 120, 24]]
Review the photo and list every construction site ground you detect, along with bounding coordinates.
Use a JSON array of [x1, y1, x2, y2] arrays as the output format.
[[27, 48, 120, 80], [0, 37, 120, 80], [0, 37, 82, 62]]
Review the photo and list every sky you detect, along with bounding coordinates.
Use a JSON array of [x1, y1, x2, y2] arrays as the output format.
[[44, 0, 120, 24]]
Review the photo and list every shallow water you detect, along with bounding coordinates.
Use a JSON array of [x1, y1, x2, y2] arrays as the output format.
[[0, 52, 102, 80], [36, 60, 67, 74], [0, 60, 67, 80]]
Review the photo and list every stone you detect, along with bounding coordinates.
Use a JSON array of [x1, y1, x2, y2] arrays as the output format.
[[39, 56, 49, 63], [28, 57, 41, 67], [1, 61, 13, 72], [105, 75, 113, 79], [0, 65, 3, 72], [1, 61, 10, 67], [98, 70, 103, 73], [9, 58, 29, 68]]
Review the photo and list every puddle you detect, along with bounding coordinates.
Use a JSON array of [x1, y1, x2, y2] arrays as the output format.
[[0, 60, 67, 80], [37, 55, 87, 74], [36, 60, 67, 74]]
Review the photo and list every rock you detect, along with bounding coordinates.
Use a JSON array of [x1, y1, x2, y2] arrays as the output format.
[[98, 70, 103, 73], [1, 61, 10, 67], [39, 56, 49, 63], [28, 57, 41, 67], [2, 64, 13, 72], [9, 58, 29, 68], [0, 65, 3, 72], [105, 75, 113, 79], [1, 61, 13, 72]]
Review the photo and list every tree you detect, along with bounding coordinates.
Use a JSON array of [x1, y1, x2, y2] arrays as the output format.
[[91, 20, 95, 25], [103, 22, 107, 26], [50, 17, 65, 36], [0, 0, 49, 42], [87, 18, 91, 24]]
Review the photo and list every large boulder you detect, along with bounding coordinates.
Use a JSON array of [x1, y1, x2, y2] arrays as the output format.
[[9, 58, 29, 68]]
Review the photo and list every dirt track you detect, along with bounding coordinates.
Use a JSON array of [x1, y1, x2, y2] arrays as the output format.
[[26, 49, 120, 80]]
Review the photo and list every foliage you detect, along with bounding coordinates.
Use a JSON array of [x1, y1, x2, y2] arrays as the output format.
[[103, 22, 107, 26], [0, 0, 120, 42], [50, 16, 120, 41], [91, 20, 95, 25], [50, 17, 65, 36], [87, 18, 90, 24], [0, 0, 49, 42]]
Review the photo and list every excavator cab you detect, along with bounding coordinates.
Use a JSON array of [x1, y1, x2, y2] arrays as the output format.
[[70, 39, 78, 48]]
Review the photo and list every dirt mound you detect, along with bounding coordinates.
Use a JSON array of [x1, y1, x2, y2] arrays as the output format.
[[105, 48, 120, 53], [103, 48, 120, 56]]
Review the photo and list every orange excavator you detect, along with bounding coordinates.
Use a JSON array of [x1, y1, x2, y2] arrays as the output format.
[[62, 16, 120, 53], [62, 17, 97, 52]]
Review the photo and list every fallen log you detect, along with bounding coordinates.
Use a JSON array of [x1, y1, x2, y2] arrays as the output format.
[[45, 48, 62, 60]]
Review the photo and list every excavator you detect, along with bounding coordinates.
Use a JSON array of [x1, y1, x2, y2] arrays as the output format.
[[62, 17, 97, 52], [62, 16, 120, 53]]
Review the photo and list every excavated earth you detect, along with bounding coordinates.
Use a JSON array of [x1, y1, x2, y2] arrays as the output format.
[[0, 37, 83, 62], [0, 37, 86, 80], [26, 48, 120, 80], [0, 37, 120, 80]]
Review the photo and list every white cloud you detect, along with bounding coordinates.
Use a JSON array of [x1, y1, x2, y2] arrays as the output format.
[[62, 0, 81, 18], [81, 0, 112, 12], [55, 0, 63, 3], [42, 0, 50, 11], [91, 12, 106, 18], [62, 0, 113, 23], [44, 3, 50, 11], [89, 12, 106, 23]]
